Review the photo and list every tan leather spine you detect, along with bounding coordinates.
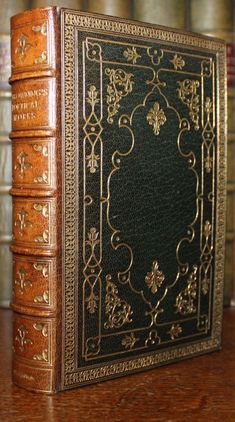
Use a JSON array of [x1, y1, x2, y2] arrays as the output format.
[[0, 0, 30, 308], [10, 7, 61, 393]]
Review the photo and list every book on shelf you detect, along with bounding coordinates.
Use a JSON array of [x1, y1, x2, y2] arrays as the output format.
[[190, 0, 235, 306], [10, 6, 226, 393], [0, 0, 29, 308]]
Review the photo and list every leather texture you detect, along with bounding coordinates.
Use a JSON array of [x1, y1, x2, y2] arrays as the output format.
[[10, 7, 226, 392]]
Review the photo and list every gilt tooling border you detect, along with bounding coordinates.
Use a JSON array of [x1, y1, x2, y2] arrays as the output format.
[[61, 9, 226, 388]]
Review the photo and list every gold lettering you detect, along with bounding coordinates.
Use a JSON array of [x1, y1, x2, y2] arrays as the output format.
[[12, 88, 48, 100], [13, 112, 36, 121]]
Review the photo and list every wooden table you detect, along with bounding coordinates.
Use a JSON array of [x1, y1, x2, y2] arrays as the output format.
[[1, 308, 235, 421]]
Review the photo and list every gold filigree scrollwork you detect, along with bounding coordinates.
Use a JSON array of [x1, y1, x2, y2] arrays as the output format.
[[168, 324, 182, 340], [170, 54, 185, 70], [15, 33, 32, 60], [34, 171, 48, 184], [35, 230, 49, 244], [14, 267, 32, 294], [15, 209, 32, 236], [33, 323, 48, 337], [32, 22, 47, 36], [33, 203, 49, 218], [105, 68, 134, 124], [15, 151, 32, 178], [84, 85, 102, 174], [175, 265, 198, 315], [34, 291, 49, 304], [84, 228, 101, 315], [33, 144, 48, 156], [123, 46, 141, 64], [33, 349, 48, 362], [145, 330, 160, 347], [15, 325, 33, 351], [34, 51, 47, 64], [177, 79, 200, 130], [104, 275, 133, 329], [145, 260, 165, 294], [201, 221, 213, 295], [203, 97, 214, 174], [122, 333, 139, 350], [33, 263, 49, 278], [85, 336, 100, 357], [146, 102, 167, 135]]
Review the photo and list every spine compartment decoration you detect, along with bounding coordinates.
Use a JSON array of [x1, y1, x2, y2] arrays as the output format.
[[10, 7, 60, 393]]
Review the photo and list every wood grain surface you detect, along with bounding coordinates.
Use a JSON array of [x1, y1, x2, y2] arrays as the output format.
[[0, 308, 235, 421]]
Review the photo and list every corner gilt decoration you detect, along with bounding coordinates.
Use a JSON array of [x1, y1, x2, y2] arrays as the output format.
[[177, 79, 200, 129], [123, 46, 141, 64], [175, 265, 198, 315], [105, 68, 134, 123], [104, 275, 133, 329]]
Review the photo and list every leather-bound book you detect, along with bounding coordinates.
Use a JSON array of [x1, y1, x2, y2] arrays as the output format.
[[10, 7, 226, 393], [134, 0, 186, 29], [0, 0, 29, 308], [190, 0, 235, 306]]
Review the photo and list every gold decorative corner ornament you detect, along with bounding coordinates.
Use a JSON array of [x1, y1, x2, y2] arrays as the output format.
[[145, 260, 165, 294], [33, 349, 48, 362], [33, 323, 48, 337], [33, 263, 49, 278], [32, 22, 47, 36], [175, 265, 198, 315], [146, 102, 166, 135], [105, 68, 134, 124], [34, 291, 49, 304], [177, 79, 200, 130], [33, 144, 48, 157], [33, 203, 49, 218], [34, 171, 49, 184], [35, 230, 49, 243], [34, 51, 47, 64], [104, 275, 133, 329]]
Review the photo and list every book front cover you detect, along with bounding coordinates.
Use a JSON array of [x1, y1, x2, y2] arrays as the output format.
[[61, 10, 226, 388]]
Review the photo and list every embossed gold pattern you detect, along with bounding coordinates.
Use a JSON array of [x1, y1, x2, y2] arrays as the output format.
[[33, 144, 48, 156], [170, 54, 185, 70], [15, 33, 32, 60], [145, 260, 165, 294], [177, 79, 200, 129], [32, 22, 47, 36], [123, 46, 141, 64], [168, 324, 182, 340], [15, 325, 33, 352], [104, 275, 133, 329], [146, 102, 167, 135], [33, 263, 49, 278], [33, 349, 48, 362], [62, 10, 226, 388], [35, 230, 49, 244], [15, 209, 32, 236], [34, 291, 49, 304], [122, 333, 139, 350], [14, 267, 32, 294], [34, 51, 47, 64], [33, 323, 48, 337], [34, 171, 48, 184], [33, 203, 49, 218], [105, 68, 134, 123], [175, 266, 198, 315], [15, 151, 32, 178], [84, 85, 102, 174]]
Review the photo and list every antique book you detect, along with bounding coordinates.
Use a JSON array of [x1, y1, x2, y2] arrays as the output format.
[[0, 0, 29, 308], [10, 7, 226, 393], [190, 0, 235, 306]]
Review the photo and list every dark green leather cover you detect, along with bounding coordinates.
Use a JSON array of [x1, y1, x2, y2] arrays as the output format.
[[61, 10, 226, 389]]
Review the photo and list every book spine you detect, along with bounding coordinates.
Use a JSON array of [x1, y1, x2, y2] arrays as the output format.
[[0, 1, 29, 308], [190, 0, 234, 306], [87, 0, 132, 18], [133, 0, 186, 29], [10, 7, 60, 393]]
